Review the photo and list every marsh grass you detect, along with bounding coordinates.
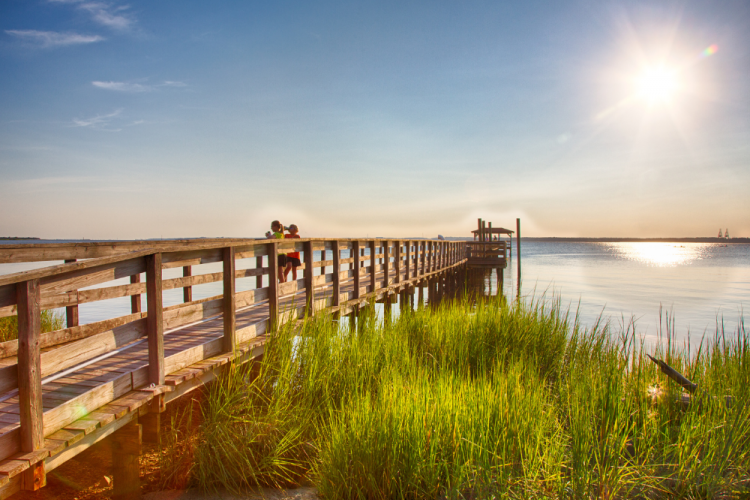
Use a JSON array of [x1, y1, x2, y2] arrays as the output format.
[[0, 309, 65, 342], [186, 296, 749, 499]]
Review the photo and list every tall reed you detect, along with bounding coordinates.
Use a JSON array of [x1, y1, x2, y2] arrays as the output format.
[[190, 295, 750, 499]]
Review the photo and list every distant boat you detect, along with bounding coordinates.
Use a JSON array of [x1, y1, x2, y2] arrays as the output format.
[[725, 229, 729, 238], [719, 228, 723, 238]]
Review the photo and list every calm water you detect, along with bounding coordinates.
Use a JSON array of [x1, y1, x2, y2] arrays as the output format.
[[2, 240, 748, 343], [496, 241, 749, 343]]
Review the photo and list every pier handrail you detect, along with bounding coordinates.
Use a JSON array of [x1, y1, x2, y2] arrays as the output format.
[[0, 237, 467, 474]]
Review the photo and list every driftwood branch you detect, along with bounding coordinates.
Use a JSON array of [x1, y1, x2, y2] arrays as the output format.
[[646, 354, 698, 393]]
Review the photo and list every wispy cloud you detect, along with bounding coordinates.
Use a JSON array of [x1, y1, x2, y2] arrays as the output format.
[[92, 81, 149, 92], [5, 29, 104, 47], [48, 0, 135, 31], [92, 80, 187, 92], [72, 108, 123, 130]]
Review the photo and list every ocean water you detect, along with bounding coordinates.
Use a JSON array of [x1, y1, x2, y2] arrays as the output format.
[[2, 240, 748, 344], [495, 241, 749, 344]]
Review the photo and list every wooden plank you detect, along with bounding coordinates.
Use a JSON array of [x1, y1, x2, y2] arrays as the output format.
[[304, 241, 314, 315], [161, 248, 222, 268], [0, 252, 150, 291], [35, 319, 147, 380], [383, 241, 390, 288], [0, 311, 146, 359], [63, 419, 99, 435], [16, 280, 44, 457], [394, 241, 401, 284], [44, 429, 84, 447], [223, 247, 236, 353], [146, 253, 164, 385]]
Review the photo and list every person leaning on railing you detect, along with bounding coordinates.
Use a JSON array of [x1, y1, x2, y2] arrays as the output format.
[[265, 220, 288, 283]]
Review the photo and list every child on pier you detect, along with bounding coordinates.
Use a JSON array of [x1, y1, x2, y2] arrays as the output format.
[[266, 220, 287, 282], [284, 224, 301, 281]]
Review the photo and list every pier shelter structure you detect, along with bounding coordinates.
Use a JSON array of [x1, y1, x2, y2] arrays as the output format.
[[467, 219, 512, 270], [0, 237, 467, 499]]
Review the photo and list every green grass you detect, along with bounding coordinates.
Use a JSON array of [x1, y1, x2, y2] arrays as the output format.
[[0, 309, 65, 342], [176, 296, 750, 498]]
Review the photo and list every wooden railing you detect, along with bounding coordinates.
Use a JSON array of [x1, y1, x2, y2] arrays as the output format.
[[466, 241, 507, 268], [0, 238, 467, 473]]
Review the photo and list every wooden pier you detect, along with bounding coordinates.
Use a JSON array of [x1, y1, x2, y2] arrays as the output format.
[[0, 238, 467, 498]]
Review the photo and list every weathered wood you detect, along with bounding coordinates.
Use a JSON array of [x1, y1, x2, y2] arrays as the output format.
[[130, 274, 142, 314], [405, 242, 411, 280], [267, 243, 279, 330], [63, 259, 79, 328], [140, 412, 160, 444], [16, 281, 43, 456], [0, 312, 146, 360], [255, 256, 263, 289], [182, 266, 192, 303], [146, 254, 164, 385], [222, 247, 236, 353], [16, 279, 45, 492], [352, 241, 361, 301], [369, 241, 377, 293], [332, 241, 341, 308], [383, 241, 390, 288], [0, 252, 150, 291], [112, 420, 141, 500], [304, 241, 315, 316]]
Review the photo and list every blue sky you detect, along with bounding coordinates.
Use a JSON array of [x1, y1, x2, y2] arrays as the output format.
[[1, 0, 748, 239]]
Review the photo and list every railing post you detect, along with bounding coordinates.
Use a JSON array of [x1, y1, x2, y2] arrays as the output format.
[[255, 256, 263, 289], [394, 241, 401, 285], [369, 240, 376, 294], [17, 278, 45, 491], [383, 240, 390, 289], [130, 274, 142, 314], [146, 253, 164, 386], [352, 240, 361, 302], [404, 241, 410, 282], [222, 246, 236, 353], [183, 265, 192, 303], [268, 242, 279, 330], [64, 259, 79, 328], [421, 241, 426, 277], [332, 241, 340, 309], [304, 240, 315, 316]]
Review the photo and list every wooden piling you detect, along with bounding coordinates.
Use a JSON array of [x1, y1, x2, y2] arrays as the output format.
[[112, 420, 141, 500]]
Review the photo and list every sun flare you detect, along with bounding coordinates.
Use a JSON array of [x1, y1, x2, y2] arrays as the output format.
[[636, 67, 679, 104]]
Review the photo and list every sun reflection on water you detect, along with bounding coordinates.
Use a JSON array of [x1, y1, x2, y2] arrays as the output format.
[[609, 242, 706, 267]]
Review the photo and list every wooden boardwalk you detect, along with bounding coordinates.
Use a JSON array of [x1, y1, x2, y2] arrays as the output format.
[[0, 238, 467, 498]]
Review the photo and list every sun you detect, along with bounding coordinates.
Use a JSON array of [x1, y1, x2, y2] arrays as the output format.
[[636, 67, 679, 104]]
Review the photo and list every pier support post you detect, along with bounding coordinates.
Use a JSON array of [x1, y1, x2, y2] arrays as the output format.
[[112, 420, 142, 500]]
